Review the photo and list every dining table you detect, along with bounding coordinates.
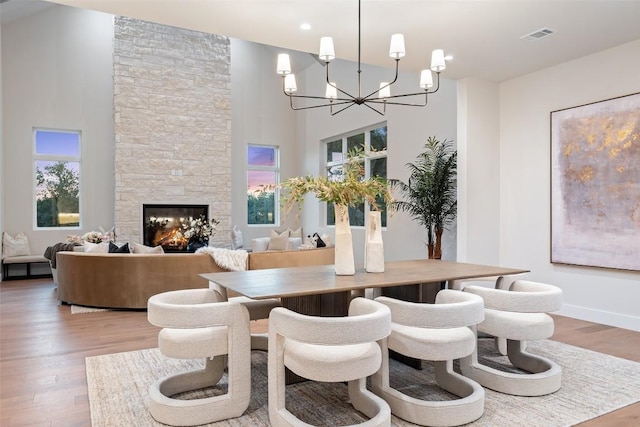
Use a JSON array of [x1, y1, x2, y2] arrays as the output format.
[[200, 258, 529, 316]]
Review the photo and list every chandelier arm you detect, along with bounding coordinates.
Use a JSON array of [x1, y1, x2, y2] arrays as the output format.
[[361, 101, 385, 116], [326, 63, 357, 101], [289, 98, 355, 111], [366, 98, 428, 107], [330, 101, 359, 116], [361, 59, 401, 101], [286, 92, 353, 102]]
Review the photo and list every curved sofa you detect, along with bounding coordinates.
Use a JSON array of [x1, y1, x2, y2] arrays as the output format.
[[56, 252, 225, 309], [56, 247, 335, 309]]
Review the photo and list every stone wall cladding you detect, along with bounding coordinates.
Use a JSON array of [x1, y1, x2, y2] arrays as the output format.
[[113, 17, 231, 245]]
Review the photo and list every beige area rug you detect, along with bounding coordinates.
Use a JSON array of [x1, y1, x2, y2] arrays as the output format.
[[71, 305, 110, 314], [86, 340, 640, 427]]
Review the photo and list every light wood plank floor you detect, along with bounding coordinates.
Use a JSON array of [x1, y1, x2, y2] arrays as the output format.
[[1, 278, 639, 426]]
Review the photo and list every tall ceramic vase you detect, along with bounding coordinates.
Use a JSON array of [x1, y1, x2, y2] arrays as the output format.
[[334, 204, 355, 275], [365, 211, 384, 273]]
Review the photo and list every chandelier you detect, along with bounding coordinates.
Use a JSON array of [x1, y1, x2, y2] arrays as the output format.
[[276, 0, 447, 116]]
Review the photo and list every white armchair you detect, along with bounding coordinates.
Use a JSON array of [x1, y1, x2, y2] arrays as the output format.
[[372, 291, 486, 426], [268, 297, 392, 427], [460, 280, 563, 396], [147, 289, 251, 426]]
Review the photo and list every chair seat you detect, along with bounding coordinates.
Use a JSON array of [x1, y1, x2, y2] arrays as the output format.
[[480, 309, 554, 341], [159, 326, 228, 359], [284, 338, 381, 382], [389, 324, 476, 361]]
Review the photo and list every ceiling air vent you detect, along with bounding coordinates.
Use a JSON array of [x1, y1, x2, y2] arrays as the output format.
[[521, 27, 556, 41]]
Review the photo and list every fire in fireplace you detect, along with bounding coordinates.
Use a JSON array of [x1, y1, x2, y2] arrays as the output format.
[[142, 204, 209, 252]]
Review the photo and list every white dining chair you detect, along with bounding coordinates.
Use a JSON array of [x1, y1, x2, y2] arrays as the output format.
[[147, 288, 251, 426], [268, 297, 392, 427], [372, 291, 486, 426], [460, 280, 563, 396]]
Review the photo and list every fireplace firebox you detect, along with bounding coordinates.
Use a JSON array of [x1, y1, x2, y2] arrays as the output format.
[[142, 204, 209, 252]]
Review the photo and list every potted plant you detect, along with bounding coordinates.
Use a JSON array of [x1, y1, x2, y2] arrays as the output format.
[[280, 149, 393, 274], [390, 136, 457, 259]]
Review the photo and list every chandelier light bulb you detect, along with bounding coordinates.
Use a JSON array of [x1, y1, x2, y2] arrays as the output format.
[[389, 34, 406, 59], [419, 70, 433, 89], [430, 49, 446, 72], [378, 82, 391, 98], [325, 82, 338, 99], [276, 54, 292, 75], [319, 37, 336, 62], [284, 74, 297, 93]]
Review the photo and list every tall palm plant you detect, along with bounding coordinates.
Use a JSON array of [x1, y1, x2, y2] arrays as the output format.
[[391, 136, 457, 259]]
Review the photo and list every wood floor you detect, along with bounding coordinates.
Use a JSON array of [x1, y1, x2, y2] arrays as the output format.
[[1, 278, 639, 426]]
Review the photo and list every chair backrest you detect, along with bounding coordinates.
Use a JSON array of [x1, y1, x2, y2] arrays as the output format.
[[148, 288, 249, 328], [464, 280, 562, 313], [269, 297, 390, 345], [376, 290, 484, 329]]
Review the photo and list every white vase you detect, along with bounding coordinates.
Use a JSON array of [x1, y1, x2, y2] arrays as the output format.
[[365, 211, 385, 273], [334, 204, 355, 275]]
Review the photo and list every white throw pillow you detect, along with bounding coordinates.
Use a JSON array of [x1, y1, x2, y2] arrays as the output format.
[[2, 232, 31, 259], [231, 225, 244, 250], [83, 242, 109, 253], [131, 242, 164, 254]]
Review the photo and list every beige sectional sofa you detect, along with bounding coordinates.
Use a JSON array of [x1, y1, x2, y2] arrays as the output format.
[[56, 247, 335, 309]]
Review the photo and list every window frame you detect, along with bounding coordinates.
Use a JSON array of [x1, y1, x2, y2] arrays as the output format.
[[246, 143, 280, 227], [33, 128, 83, 230], [323, 123, 388, 228]]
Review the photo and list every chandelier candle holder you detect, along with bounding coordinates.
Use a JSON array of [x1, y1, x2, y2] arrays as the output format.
[[276, 0, 447, 115]]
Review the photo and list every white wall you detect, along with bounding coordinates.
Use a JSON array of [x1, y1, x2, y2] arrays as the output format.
[[230, 39, 302, 243], [1, 6, 114, 254], [457, 78, 501, 265], [497, 39, 640, 331], [296, 58, 458, 266]]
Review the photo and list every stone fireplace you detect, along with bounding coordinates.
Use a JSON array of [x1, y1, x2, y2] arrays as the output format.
[[142, 204, 209, 252], [112, 18, 232, 246]]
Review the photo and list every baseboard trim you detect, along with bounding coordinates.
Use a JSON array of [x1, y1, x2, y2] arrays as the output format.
[[558, 304, 640, 332]]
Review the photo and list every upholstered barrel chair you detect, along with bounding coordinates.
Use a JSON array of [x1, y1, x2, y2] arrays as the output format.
[[460, 280, 563, 396], [371, 290, 486, 427], [147, 288, 251, 426], [268, 297, 392, 427]]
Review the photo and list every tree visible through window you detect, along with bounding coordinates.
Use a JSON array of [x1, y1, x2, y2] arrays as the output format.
[[247, 145, 279, 225], [34, 129, 81, 228], [325, 124, 388, 227]]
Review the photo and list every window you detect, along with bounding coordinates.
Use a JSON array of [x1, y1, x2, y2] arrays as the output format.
[[247, 145, 279, 225], [34, 129, 81, 228], [325, 124, 388, 227]]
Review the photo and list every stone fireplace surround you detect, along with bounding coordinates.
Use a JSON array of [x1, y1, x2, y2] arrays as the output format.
[[113, 17, 232, 247]]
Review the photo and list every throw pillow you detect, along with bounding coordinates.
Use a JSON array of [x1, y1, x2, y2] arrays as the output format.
[[84, 242, 109, 253], [270, 229, 290, 238], [268, 230, 289, 251], [2, 232, 31, 259], [288, 227, 303, 238], [131, 242, 164, 254], [108, 242, 130, 253], [231, 225, 244, 250]]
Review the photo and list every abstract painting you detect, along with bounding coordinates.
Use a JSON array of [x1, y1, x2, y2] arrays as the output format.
[[550, 92, 640, 271]]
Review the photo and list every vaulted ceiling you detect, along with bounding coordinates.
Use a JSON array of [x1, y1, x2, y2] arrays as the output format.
[[5, 0, 640, 82]]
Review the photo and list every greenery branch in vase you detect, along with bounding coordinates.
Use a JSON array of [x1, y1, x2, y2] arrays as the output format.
[[390, 136, 457, 259], [280, 149, 394, 274]]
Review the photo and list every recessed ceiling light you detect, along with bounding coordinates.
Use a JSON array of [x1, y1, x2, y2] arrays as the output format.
[[300, 23, 311, 31], [444, 55, 453, 61]]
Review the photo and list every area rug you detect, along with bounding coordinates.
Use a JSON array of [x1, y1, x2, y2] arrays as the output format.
[[86, 340, 640, 426], [71, 305, 110, 314]]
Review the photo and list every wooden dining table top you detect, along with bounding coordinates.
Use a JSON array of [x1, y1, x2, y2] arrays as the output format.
[[200, 259, 529, 300]]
